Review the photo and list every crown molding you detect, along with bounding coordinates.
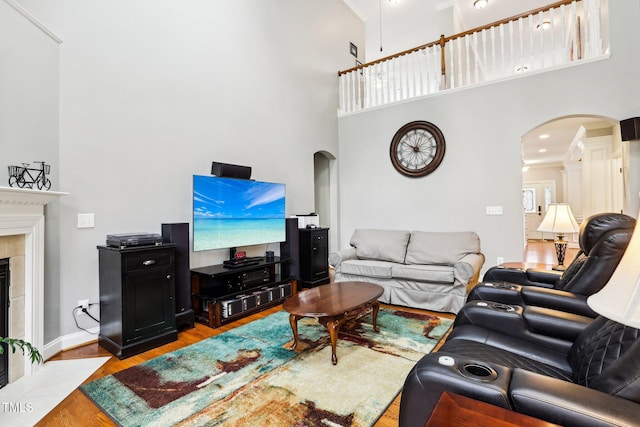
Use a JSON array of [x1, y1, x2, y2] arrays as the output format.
[[3, 0, 62, 43]]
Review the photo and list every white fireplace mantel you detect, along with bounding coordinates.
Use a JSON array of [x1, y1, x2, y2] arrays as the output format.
[[0, 186, 67, 206], [0, 186, 67, 376]]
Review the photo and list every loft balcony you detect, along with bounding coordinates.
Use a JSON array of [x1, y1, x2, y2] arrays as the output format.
[[338, 0, 608, 116]]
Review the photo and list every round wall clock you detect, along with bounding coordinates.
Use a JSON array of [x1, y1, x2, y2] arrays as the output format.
[[389, 120, 446, 177]]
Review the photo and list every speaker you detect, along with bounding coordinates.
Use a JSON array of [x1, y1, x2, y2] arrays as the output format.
[[211, 162, 252, 179], [280, 218, 300, 280], [161, 223, 195, 329], [621, 117, 640, 141]]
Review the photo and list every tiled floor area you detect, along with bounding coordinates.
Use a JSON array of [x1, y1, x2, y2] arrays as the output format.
[[0, 356, 110, 425]]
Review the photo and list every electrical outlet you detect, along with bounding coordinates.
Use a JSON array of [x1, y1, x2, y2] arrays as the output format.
[[78, 299, 89, 310], [497, 256, 505, 265]]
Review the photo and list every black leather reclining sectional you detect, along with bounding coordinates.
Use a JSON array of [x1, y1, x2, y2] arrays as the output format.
[[468, 213, 636, 317], [399, 310, 640, 426], [398, 213, 640, 427]]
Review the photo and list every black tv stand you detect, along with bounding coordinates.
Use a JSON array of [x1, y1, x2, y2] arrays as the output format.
[[191, 256, 296, 328]]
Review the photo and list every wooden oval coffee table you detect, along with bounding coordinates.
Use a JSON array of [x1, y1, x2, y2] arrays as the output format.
[[282, 281, 384, 365]]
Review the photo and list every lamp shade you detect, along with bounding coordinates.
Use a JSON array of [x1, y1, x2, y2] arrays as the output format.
[[537, 203, 579, 234], [588, 210, 640, 328]]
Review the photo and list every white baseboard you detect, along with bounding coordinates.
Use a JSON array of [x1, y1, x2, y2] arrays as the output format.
[[42, 327, 99, 361]]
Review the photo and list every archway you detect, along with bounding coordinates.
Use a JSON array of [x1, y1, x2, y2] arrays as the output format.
[[521, 114, 626, 246], [313, 151, 338, 253]]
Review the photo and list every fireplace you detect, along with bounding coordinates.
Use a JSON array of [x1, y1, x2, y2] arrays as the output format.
[[0, 257, 8, 388], [0, 186, 65, 383]]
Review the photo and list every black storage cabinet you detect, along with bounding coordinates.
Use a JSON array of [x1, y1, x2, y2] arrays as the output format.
[[298, 228, 330, 288], [97, 244, 178, 358]]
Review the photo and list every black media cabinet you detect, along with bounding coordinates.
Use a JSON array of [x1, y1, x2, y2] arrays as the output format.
[[190, 256, 296, 328], [97, 244, 178, 358], [298, 227, 330, 288]]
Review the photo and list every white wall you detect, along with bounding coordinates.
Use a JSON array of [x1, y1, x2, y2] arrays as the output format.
[[0, 0, 62, 345], [0, 1, 60, 178], [337, 1, 640, 273], [12, 0, 364, 343]]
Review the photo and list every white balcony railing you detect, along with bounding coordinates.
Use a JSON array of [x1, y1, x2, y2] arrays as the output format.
[[338, 0, 608, 116]]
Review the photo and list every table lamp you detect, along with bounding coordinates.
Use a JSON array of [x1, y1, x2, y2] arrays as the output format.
[[588, 207, 640, 328], [537, 203, 579, 271]]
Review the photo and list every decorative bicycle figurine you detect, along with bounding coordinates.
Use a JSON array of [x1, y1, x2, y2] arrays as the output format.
[[8, 161, 52, 190]]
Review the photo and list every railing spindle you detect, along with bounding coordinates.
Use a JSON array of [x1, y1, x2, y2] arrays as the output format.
[[472, 33, 476, 84], [350, 72, 357, 112], [490, 26, 496, 80], [384, 60, 391, 104], [572, 1, 579, 61], [508, 20, 514, 74], [463, 35, 469, 85], [446, 41, 453, 89], [481, 29, 487, 83], [404, 54, 411, 99], [418, 50, 424, 95], [517, 17, 524, 72], [391, 58, 397, 101], [584, 0, 591, 57], [499, 24, 505, 77], [414, 52, 420, 97], [455, 38, 462, 88], [549, 8, 556, 66], [531, 12, 537, 69], [374, 62, 380, 108]]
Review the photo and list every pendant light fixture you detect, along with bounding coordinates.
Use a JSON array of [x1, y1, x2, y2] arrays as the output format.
[[379, 0, 383, 52]]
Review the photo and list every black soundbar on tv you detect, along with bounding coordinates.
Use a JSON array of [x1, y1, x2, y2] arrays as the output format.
[[211, 161, 252, 179]]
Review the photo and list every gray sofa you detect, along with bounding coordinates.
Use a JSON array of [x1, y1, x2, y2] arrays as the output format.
[[328, 229, 484, 313]]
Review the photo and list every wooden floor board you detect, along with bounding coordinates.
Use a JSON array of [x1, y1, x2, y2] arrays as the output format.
[[36, 241, 557, 426]]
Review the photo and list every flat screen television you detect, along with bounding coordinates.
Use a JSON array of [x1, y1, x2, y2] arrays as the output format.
[[192, 175, 286, 252]]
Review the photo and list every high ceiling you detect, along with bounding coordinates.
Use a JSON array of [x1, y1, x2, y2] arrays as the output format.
[[343, 0, 554, 59], [341, 0, 614, 168], [343, 0, 554, 32]]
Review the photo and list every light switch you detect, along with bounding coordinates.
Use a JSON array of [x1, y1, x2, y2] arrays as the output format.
[[77, 213, 95, 228]]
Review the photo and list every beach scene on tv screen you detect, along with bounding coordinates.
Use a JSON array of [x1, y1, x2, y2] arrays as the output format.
[[193, 175, 286, 251]]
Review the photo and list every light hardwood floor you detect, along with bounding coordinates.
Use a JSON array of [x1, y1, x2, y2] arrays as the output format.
[[519, 239, 579, 267], [36, 240, 567, 426]]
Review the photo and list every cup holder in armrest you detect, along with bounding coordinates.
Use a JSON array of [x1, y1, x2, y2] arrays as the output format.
[[473, 301, 517, 312], [484, 282, 518, 290], [489, 302, 516, 312], [494, 283, 518, 290], [458, 363, 498, 382]]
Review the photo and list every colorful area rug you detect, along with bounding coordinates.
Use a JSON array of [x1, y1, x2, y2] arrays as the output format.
[[81, 308, 452, 426]]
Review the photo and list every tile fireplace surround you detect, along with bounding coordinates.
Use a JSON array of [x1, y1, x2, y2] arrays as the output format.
[[0, 186, 66, 383]]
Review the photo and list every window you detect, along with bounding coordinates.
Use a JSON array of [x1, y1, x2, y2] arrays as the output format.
[[523, 187, 536, 213]]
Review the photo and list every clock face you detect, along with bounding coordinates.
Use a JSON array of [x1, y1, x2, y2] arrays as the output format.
[[390, 121, 446, 177]]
